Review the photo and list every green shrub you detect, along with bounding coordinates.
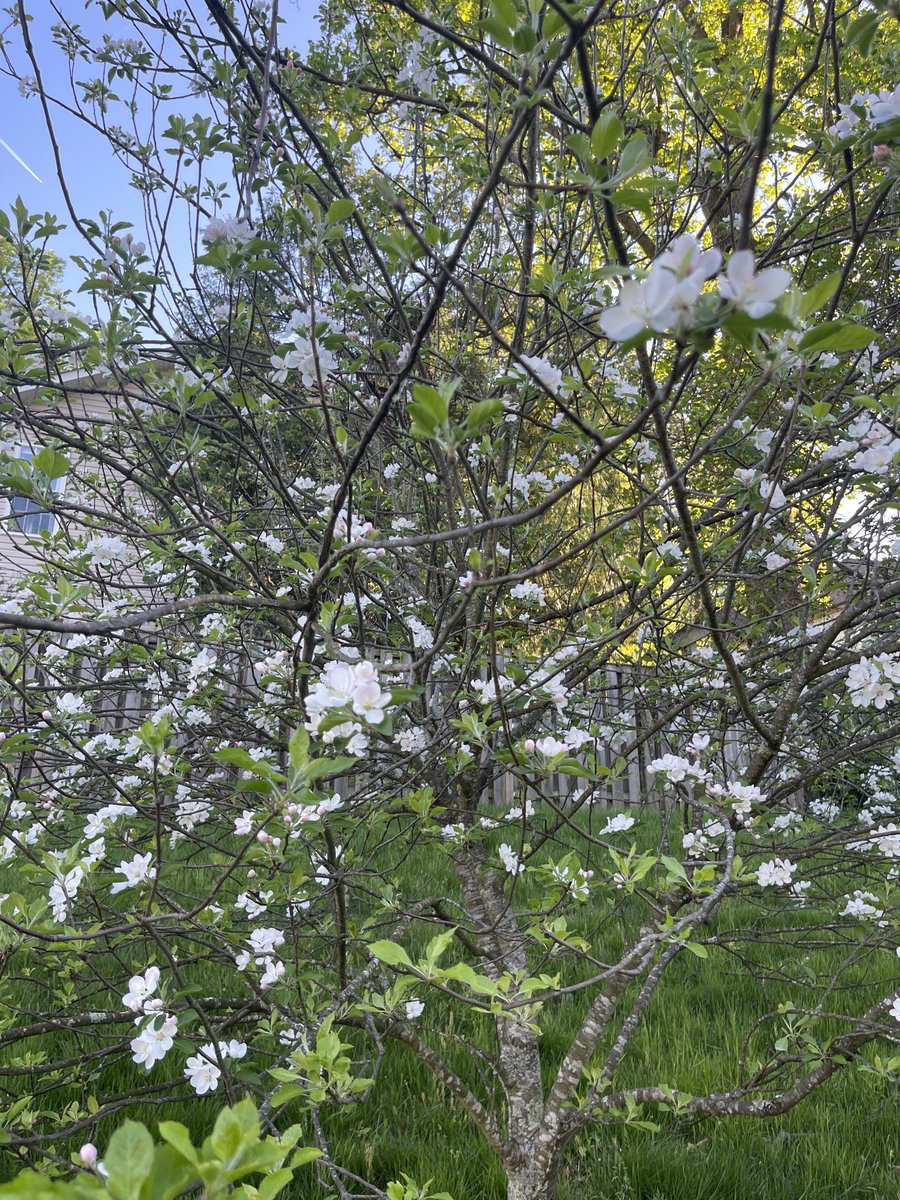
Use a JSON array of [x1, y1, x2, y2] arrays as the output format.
[[0, 1099, 321, 1200]]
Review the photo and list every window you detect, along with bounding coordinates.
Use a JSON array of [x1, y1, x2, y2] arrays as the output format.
[[10, 446, 65, 536]]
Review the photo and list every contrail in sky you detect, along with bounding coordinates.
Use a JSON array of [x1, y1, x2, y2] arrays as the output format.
[[0, 137, 42, 183]]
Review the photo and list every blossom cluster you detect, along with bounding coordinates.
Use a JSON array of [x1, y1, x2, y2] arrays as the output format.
[[123, 968, 179, 1072], [846, 654, 900, 710], [599, 236, 790, 342], [821, 414, 900, 476], [270, 308, 338, 387], [829, 84, 900, 138], [235, 926, 287, 989], [304, 658, 393, 755], [184, 1039, 248, 1095], [202, 215, 253, 244], [513, 355, 564, 395], [756, 858, 797, 887], [498, 843, 525, 875]]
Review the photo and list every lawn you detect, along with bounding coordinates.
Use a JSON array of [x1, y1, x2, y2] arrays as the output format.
[[0, 805, 897, 1199]]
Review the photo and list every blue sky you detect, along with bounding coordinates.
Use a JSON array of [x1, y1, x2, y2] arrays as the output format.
[[0, 1, 320, 290]]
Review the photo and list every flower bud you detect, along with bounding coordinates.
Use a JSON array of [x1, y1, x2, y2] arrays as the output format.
[[79, 1144, 98, 1167], [873, 144, 891, 166]]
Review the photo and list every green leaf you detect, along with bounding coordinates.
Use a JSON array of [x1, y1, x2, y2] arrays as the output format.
[[477, 15, 517, 47], [845, 10, 882, 55], [408, 383, 449, 439], [304, 755, 357, 781], [290, 1147, 324, 1167], [423, 926, 456, 965], [31, 448, 69, 479], [441, 961, 498, 995], [489, 0, 518, 30], [797, 271, 841, 320], [326, 198, 355, 224], [613, 134, 651, 183], [722, 310, 794, 349], [288, 726, 309, 771], [543, 5, 570, 38], [612, 186, 654, 218], [591, 110, 623, 161], [660, 855, 689, 884], [798, 322, 877, 353], [270, 1083, 306, 1108], [259, 1169, 295, 1200], [368, 939, 414, 968], [157, 1121, 198, 1165], [465, 397, 503, 435], [138, 1145, 193, 1200], [103, 1121, 155, 1200], [209, 1106, 246, 1162], [558, 757, 595, 779], [684, 941, 709, 959], [212, 747, 284, 779]]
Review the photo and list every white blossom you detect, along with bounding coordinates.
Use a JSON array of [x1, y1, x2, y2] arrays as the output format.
[[122, 967, 161, 1013], [110, 853, 155, 895], [756, 858, 797, 887], [131, 1015, 178, 1069], [600, 234, 721, 341], [184, 1047, 222, 1094], [499, 843, 524, 875], [717, 250, 791, 318]]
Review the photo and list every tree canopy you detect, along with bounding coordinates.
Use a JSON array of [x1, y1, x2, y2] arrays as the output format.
[[1, 3, 900, 1199]]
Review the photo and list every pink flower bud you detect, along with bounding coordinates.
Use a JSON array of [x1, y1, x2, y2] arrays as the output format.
[[79, 1144, 98, 1167], [523, 739, 536, 754], [41, 710, 52, 722], [873, 144, 891, 166], [247, 869, 257, 879]]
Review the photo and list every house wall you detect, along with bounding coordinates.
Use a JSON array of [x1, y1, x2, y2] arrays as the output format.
[[1, 382, 123, 592]]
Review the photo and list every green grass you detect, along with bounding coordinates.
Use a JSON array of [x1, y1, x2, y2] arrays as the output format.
[[1, 806, 898, 1199]]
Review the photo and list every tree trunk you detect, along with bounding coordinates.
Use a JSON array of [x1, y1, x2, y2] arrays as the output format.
[[506, 1158, 558, 1200]]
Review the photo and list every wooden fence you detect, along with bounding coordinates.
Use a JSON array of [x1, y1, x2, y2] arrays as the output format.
[[12, 641, 766, 812]]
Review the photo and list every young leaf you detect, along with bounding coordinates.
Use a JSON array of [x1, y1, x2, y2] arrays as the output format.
[[613, 134, 651, 182], [408, 383, 449, 439], [288, 726, 309, 771], [845, 10, 882, 55], [326, 198, 356, 224], [103, 1121, 155, 1200], [591, 110, 623, 161], [798, 322, 877, 353], [465, 397, 503, 435], [157, 1121, 198, 1165], [368, 940, 414, 968], [798, 271, 841, 320], [31, 448, 69, 480]]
